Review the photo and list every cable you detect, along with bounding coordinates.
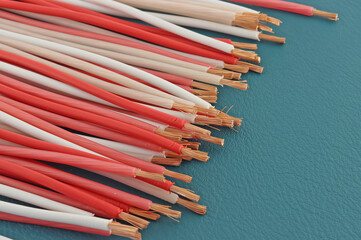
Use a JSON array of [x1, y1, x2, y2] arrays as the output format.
[[0, 183, 93, 216]]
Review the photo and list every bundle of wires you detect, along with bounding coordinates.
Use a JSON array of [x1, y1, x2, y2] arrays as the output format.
[[0, 0, 337, 239]]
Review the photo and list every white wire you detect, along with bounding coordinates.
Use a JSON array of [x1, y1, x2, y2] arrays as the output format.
[[84, 0, 234, 53], [79, 135, 165, 159], [0, 184, 93, 216], [0, 111, 178, 202], [0, 17, 208, 73], [0, 43, 178, 109], [0, 200, 112, 231], [174, 0, 259, 14], [0, 236, 13, 240], [0, 29, 211, 108], [0, 61, 113, 107], [93, 171, 179, 204]]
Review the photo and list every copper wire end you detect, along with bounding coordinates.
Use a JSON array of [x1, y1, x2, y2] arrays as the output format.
[[150, 203, 182, 218], [312, 9, 338, 21], [195, 133, 224, 146], [231, 49, 260, 62], [224, 63, 249, 73], [220, 79, 249, 91], [151, 157, 182, 166], [233, 14, 259, 30], [244, 12, 282, 26], [164, 150, 180, 158], [191, 88, 217, 96], [195, 106, 219, 117], [164, 169, 192, 183], [165, 127, 195, 139], [184, 123, 211, 136], [231, 41, 258, 50], [175, 140, 201, 150], [258, 23, 274, 33], [237, 61, 264, 74], [176, 198, 207, 215], [181, 148, 209, 162], [199, 95, 218, 103], [191, 81, 218, 93], [109, 221, 139, 239], [129, 207, 160, 221], [218, 111, 243, 127], [118, 212, 150, 229], [135, 170, 165, 182], [170, 185, 200, 202], [194, 115, 223, 126], [131, 232, 142, 240], [156, 129, 182, 141], [207, 68, 240, 80], [259, 33, 286, 44], [172, 103, 197, 114]]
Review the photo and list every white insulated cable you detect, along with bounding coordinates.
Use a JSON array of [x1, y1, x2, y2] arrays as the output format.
[[0, 17, 208, 73], [0, 28, 211, 108], [0, 184, 93, 216], [0, 236, 12, 240], [79, 135, 165, 159], [84, 0, 234, 53], [0, 200, 112, 231], [0, 43, 180, 109]]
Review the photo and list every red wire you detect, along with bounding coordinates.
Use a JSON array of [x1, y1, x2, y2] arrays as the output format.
[[23, 0, 238, 63], [0, 212, 111, 236], [0, 95, 166, 174], [0, 145, 139, 177], [0, 50, 188, 130], [136, 177, 175, 192], [1, 71, 158, 133], [0, 96, 163, 153], [0, 0, 237, 63], [0, 72, 183, 156], [0, 174, 112, 218], [0, 156, 122, 217], [1, 156, 153, 210], [0, 10, 213, 68]]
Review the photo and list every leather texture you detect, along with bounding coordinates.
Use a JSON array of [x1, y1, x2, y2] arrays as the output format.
[[1, 0, 360, 239]]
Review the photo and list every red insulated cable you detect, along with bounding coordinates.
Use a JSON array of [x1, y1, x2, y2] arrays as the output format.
[[1, 156, 153, 210], [0, 10, 213, 68], [24, 0, 238, 63], [0, 212, 111, 236], [0, 145, 138, 177], [136, 177, 175, 192], [0, 71, 158, 133], [0, 96, 163, 153], [227, 0, 314, 16], [0, 157, 122, 217], [0, 50, 188, 129], [136, 67, 193, 87], [0, 175, 112, 218], [0, 72, 183, 156], [0, 97, 167, 174], [0, 1, 236, 63]]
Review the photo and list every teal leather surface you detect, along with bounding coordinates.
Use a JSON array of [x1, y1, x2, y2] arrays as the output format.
[[1, 0, 361, 239]]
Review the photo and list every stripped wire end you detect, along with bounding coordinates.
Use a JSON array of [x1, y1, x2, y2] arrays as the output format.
[[171, 185, 200, 202], [199, 95, 218, 103], [191, 81, 218, 93], [237, 61, 264, 74], [231, 41, 258, 50], [195, 115, 224, 127], [164, 169, 192, 183], [184, 123, 211, 136], [118, 212, 150, 230], [195, 133, 224, 146], [258, 23, 274, 33], [172, 103, 197, 114], [207, 68, 240, 80], [252, 13, 282, 26], [259, 33, 286, 44], [151, 157, 182, 166], [176, 140, 201, 150], [233, 14, 259, 30], [195, 106, 219, 117], [135, 170, 165, 183], [312, 9, 339, 21], [224, 63, 250, 73], [156, 129, 182, 141], [165, 128, 195, 139], [191, 89, 217, 96], [220, 79, 249, 91], [150, 203, 182, 218], [129, 207, 161, 221], [181, 148, 209, 162], [176, 198, 207, 215], [109, 221, 139, 239]]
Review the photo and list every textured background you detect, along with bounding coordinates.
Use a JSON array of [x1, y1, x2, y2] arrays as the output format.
[[1, 0, 361, 239]]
